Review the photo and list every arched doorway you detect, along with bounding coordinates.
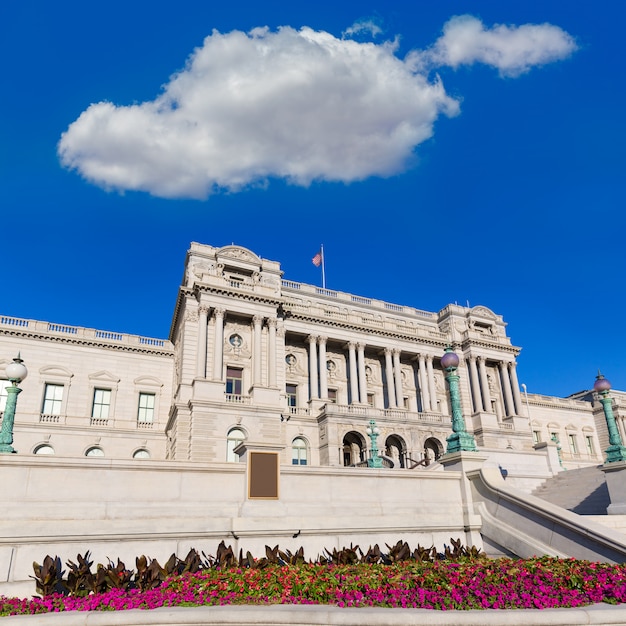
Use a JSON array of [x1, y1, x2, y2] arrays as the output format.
[[385, 435, 406, 468], [423, 437, 443, 465], [343, 431, 365, 466]]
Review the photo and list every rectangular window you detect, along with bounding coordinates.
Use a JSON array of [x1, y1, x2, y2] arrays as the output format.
[[327, 389, 337, 403], [403, 397, 409, 409], [532, 430, 541, 443], [286, 384, 297, 411], [42, 384, 64, 415], [226, 367, 243, 396], [91, 388, 111, 419], [586, 436, 594, 455], [137, 392, 155, 424], [0, 380, 9, 412], [568, 434, 578, 454], [366, 393, 375, 407]]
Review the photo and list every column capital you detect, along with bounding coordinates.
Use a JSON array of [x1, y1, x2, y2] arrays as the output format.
[[383, 347, 393, 356], [198, 305, 210, 316], [356, 342, 366, 351], [345, 341, 357, 351], [317, 335, 328, 345], [267, 317, 277, 329], [214, 307, 225, 319], [392, 348, 401, 357], [308, 334, 319, 345], [252, 314, 263, 326]]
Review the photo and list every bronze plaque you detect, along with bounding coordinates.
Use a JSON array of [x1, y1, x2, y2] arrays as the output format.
[[248, 451, 279, 499]]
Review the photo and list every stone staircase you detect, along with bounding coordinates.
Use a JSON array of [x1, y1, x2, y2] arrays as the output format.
[[532, 465, 610, 515]]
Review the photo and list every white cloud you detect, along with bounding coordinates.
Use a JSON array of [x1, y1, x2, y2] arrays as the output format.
[[58, 17, 576, 200], [412, 15, 577, 77], [58, 25, 459, 199], [343, 19, 383, 39]]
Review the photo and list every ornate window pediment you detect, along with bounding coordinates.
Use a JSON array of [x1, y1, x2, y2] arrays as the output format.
[[88, 370, 120, 384], [133, 376, 163, 388]]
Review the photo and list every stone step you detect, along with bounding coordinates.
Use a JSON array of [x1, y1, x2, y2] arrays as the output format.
[[532, 465, 609, 515]]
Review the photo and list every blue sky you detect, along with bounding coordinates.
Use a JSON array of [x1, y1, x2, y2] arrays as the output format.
[[1, 1, 624, 397]]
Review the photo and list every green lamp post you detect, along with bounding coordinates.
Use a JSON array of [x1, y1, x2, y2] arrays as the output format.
[[0, 354, 28, 454], [366, 419, 383, 468], [594, 372, 626, 463], [441, 346, 477, 454]]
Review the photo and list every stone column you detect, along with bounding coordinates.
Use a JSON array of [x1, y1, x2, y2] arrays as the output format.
[[196, 305, 209, 378], [384, 348, 396, 408], [347, 342, 358, 404], [499, 361, 515, 417], [212, 308, 225, 381], [267, 317, 277, 388], [393, 349, 404, 408], [468, 356, 481, 414], [318, 336, 328, 399], [357, 342, 367, 405], [308, 335, 319, 400], [418, 354, 431, 412], [509, 362, 523, 416], [478, 357, 492, 412], [427, 356, 437, 412], [252, 315, 263, 386]]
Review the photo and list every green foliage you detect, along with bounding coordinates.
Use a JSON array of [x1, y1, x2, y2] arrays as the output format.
[[32, 538, 484, 598], [30, 555, 66, 597]]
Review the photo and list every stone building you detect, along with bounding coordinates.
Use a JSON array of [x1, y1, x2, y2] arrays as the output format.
[[3, 242, 626, 596], [0, 242, 612, 469]]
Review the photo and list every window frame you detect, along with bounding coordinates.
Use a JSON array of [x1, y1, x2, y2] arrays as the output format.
[[292, 437, 308, 465], [41, 383, 64, 416], [227, 427, 246, 463], [286, 383, 298, 411], [91, 388, 112, 420], [137, 392, 156, 424], [226, 367, 244, 396]]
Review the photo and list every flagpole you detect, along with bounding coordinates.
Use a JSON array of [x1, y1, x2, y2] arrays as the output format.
[[321, 244, 326, 289]]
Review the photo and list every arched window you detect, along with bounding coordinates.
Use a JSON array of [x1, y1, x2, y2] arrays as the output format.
[[292, 437, 308, 465], [342, 431, 365, 466], [133, 448, 151, 459], [226, 427, 246, 462], [385, 435, 406, 468], [423, 437, 443, 465], [85, 446, 104, 457], [33, 444, 55, 455]]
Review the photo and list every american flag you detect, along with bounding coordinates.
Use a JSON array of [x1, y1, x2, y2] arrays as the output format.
[[312, 250, 322, 267]]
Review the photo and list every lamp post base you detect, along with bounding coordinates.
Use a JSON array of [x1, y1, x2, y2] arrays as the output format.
[[446, 431, 477, 454], [605, 444, 626, 464], [0, 442, 17, 454]]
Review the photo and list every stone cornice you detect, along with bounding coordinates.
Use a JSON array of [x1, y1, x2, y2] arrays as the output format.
[[0, 321, 173, 358], [285, 310, 450, 349], [460, 336, 519, 356]]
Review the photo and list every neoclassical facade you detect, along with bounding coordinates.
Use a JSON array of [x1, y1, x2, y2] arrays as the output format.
[[0, 242, 616, 469]]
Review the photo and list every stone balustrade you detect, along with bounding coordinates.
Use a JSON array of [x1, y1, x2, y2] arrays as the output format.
[[0, 315, 173, 353]]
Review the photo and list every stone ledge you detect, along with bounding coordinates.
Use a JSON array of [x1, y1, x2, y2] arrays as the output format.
[[1, 603, 626, 625]]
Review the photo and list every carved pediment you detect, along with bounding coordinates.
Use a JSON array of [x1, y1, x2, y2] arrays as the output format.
[[39, 365, 73, 378], [88, 370, 120, 383], [217, 246, 261, 265], [133, 376, 163, 388], [470, 306, 497, 320]]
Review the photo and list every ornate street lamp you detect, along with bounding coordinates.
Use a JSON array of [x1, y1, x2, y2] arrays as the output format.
[[366, 419, 383, 468], [594, 372, 626, 463], [0, 354, 28, 454], [441, 346, 477, 454]]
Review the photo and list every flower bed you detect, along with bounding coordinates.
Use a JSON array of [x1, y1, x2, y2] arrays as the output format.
[[2, 557, 626, 616]]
